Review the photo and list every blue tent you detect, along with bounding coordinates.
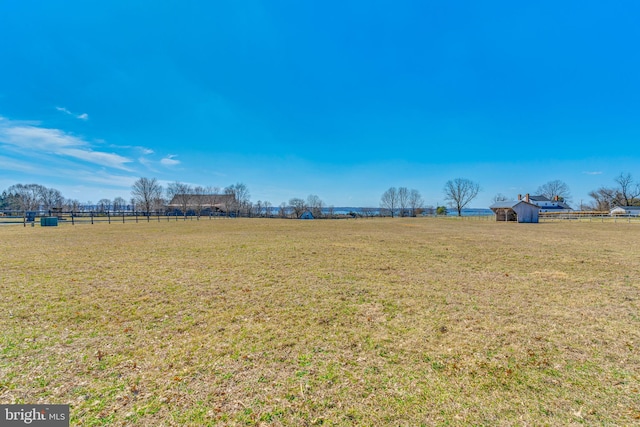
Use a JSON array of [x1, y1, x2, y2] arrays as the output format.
[[300, 211, 314, 220]]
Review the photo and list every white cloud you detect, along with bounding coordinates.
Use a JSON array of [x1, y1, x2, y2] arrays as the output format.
[[0, 155, 41, 174], [583, 171, 603, 175], [56, 106, 89, 120], [161, 154, 180, 166], [0, 120, 132, 170]]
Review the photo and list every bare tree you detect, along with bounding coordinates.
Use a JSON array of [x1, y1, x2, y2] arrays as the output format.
[[191, 186, 208, 217], [587, 188, 612, 211], [278, 202, 288, 218], [131, 177, 163, 214], [408, 189, 424, 217], [113, 197, 126, 212], [361, 207, 375, 218], [254, 200, 263, 217], [263, 200, 272, 217], [380, 187, 399, 217], [614, 173, 640, 206], [289, 198, 306, 219], [204, 186, 220, 214], [443, 178, 480, 217], [97, 199, 111, 213], [397, 187, 410, 217], [65, 199, 81, 212], [166, 181, 193, 216], [6, 183, 45, 211], [327, 205, 335, 219], [588, 172, 640, 210], [225, 183, 250, 217], [39, 187, 65, 211], [492, 193, 509, 203], [307, 194, 324, 218], [536, 180, 571, 203]]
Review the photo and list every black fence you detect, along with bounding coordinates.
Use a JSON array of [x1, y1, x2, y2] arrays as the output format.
[[0, 210, 231, 226]]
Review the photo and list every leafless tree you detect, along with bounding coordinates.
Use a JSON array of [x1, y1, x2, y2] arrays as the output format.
[[380, 187, 399, 217], [492, 193, 509, 203], [65, 199, 81, 212], [113, 197, 126, 212], [326, 205, 335, 219], [6, 183, 45, 211], [278, 202, 288, 218], [588, 188, 615, 211], [131, 177, 163, 214], [614, 173, 640, 206], [39, 187, 65, 211], [97, 199, 111, 213], [397, 187, 410, 217], [307, 194, 324, 218], [263, 201, 273, 217], [536, 180, 571, 203], [254, 200, 263, 217], [408, 189, 424, 217], [289, 198, 306, 219], [225, 183, 250, 217], [204, 186, 220, 214], [444, 178, 480, 217], [588, 173, 640, 210], [192, 186, 208, 217], [166, 181, 193, 216]]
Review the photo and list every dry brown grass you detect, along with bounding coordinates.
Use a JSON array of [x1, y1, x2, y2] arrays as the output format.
[[1, 218, 639, 426]]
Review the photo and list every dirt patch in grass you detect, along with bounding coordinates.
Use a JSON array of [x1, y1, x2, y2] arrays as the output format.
[[1, 218, 639, 425]]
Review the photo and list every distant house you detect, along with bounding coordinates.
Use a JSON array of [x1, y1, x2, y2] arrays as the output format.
[[299, 210, 314, 220], [528, 195, 572, 212], [490, 195, 540, 223], [167, 194, 235, 214], [610, 206, 640, 216]]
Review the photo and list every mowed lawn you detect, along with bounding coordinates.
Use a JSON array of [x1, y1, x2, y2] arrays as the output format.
[[1, 218, 639, 426]]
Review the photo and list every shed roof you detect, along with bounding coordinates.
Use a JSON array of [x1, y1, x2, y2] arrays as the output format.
[[489, 200, 539, 210], [611, 205, 640, 211]]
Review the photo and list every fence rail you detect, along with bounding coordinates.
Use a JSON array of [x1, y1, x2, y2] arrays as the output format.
[[0, 211, 231, 226], [3, 210, 640, 226]]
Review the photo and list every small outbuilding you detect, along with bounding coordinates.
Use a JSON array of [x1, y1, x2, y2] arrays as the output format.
[[299, 211, 314, 220], [610, 206, 640, 216], [490, 199, 540, 223]]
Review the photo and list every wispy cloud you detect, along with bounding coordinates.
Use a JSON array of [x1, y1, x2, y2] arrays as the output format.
[[56, 106, 89, 121], [0, 120, 132, 170], [583, 171, 603, 175], [161, 154, 180, 166]]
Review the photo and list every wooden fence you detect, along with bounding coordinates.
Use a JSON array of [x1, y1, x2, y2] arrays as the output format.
[[0, 211, 231, 226]]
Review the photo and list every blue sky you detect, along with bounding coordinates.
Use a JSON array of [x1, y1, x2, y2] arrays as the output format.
[[1, 1, 639, 208]]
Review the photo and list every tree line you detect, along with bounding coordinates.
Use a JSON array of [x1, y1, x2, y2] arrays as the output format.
[[2, 172, 639, 217]]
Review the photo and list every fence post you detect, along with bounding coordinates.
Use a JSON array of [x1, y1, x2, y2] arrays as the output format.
[[91, 211, 94, 224], [123, 212, 125, 223], [108, 212, 111, 224], [71, 213, 75, 225], [23, 212, 26, 227]]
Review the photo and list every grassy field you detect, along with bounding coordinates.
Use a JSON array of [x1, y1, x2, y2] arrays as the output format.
[[1, 218, 639, 426]]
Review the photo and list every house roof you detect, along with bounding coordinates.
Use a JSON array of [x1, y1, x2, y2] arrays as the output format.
[[489, 200, 539, 210], [529, 195, 551, 202], [611, 205, 640, 211]]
